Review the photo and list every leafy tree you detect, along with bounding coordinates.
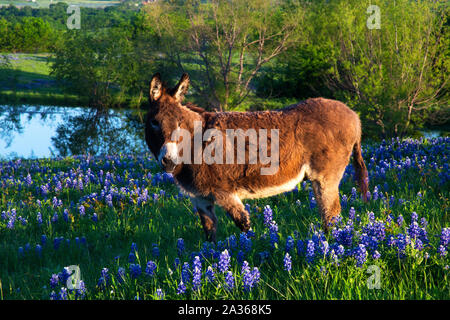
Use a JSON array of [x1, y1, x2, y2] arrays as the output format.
[[141, 0, 305, 110], [51, 26, 152, 109], [300, 0, 449, 138]]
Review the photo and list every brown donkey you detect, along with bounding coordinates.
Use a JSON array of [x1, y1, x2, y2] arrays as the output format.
[[145, 73, 368, 242]]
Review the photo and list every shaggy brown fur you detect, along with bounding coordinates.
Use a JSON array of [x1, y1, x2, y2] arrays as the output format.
[[145, 73, 368, 242]]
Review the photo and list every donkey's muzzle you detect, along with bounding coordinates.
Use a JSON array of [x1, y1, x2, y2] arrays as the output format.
[[161, 156, 177, 173]]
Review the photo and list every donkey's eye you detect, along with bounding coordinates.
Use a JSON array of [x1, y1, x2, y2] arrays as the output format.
[[151, 120, 160, 130]]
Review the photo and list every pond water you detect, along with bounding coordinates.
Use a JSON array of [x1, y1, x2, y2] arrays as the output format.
[[0, 105, 444, 160], [0, 105, 146, 159]]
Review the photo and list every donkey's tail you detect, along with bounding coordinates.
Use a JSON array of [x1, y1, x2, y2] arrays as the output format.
[[353, 139, 369, 202]]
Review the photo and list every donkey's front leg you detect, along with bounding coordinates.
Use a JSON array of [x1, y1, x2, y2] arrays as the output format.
[[191, 196, 217, 243], [214, 193, 251, 233]]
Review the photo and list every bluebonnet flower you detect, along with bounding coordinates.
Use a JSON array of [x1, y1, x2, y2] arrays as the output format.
[[268, 221, 279, 248], [341, 194, 348, 208], [36, 212, 43, 226], [50, 274, 59, 288], [296, 239, 304, 255], [351, 187, 357, 201], [386, 214, 393, 225], [181, 262, 190, 283], [51, 212, 58, 223], [173, 257, 181, 269], [53, 237, 63, 250], [239, 233, 252, 253], [35, 244, 42, 256], [193, 256, 202, 271], [263, 205, 273, 227], [285, 236, 294, 253], [438, 245, 447, 257], [79, 205, 85, 217], [50, 291, 58, 300], [152, 244, 160, 258], [59, 287, 68, 300], [117, 267, 126, 284], [306, 240, 315, 263], [414, 239, 424, 251], [354, 244, 367, 267], [349, 207, 356, 220], [145, 261, 157, 277], [63, 209, 69, 222], [192, 266, 201, 291], [219, 249, 231, 273], [177, 238, 185, 256], [75, 280, 86, 300], [128, 252, 136, 263], [41, 234, 47, 246], [224, 271, 234, 290], [205, 266, 215, 283], [284, 253, 292, 272], [372, 250, 381, 260], [97, 268, 110, 290], [407, 221, 421, 239], [156, 288, 164, 300], [177, 280, 186, 295], [411, 212, 418, 221], [92, 213, 98, 222], [129, 264, 142, 279], [440, 228, 450, 247], [332, 224, 353, 247], [397, 215, 404, 226], [25, 173, 32, 186]]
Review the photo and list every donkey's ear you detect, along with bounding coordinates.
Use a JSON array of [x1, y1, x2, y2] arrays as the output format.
[[172, 73, 190, 102], [149, 73, 163, 101]]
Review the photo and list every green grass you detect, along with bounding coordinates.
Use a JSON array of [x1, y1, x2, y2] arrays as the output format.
[[0, 53, 83, 106], [0, 137, 448, 300]]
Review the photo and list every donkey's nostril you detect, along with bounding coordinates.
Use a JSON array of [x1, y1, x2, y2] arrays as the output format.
[[161, 157, 168, 166]]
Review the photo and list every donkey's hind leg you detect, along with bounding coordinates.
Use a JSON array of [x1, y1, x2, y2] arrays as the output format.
[[214, 193, 251, 233], [191, 196, 217, 243], [311, 179, 341, 232]]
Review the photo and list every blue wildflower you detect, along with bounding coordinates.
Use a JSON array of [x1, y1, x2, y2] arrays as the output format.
[[284, 253, 292, 272], [205, 266, 215, 283], [177, 280, 186, 295], [145, 261, 157, 277], [177, 238, 185, 256], [224, 271, 234, 290], [218, 249, 231, 273], [129, 264, 142, 279]]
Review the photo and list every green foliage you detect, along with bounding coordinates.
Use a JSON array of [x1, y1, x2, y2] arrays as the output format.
[[0, 17, 55, 52], [296, 0, 448, 139], [2, 0, 448, 139], [51, 26, 151, 109]]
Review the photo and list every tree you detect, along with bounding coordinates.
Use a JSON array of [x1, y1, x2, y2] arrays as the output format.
[[51, 27, 148, 109], [303, 0, 449, 138], [141, 0, 304, 110]]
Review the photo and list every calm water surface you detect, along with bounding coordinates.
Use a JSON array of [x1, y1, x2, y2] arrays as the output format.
[[0, 105, 145, 159]]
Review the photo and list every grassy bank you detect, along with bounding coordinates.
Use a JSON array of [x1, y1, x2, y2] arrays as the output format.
[[0, 53, 83, 106]]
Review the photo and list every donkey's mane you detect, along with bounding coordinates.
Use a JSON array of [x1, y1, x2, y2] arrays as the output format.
[[184, 102, 208, 114]]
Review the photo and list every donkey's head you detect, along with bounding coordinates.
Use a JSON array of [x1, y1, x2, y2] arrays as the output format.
[[145, 73, 202, 173]]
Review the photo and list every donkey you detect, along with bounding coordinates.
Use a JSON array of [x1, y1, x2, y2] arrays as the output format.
[[145, 73, 368, 242]]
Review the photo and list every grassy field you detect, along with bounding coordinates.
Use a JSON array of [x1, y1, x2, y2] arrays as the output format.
[[0, 53, 81, 106], [0, 137, 448, 300]]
